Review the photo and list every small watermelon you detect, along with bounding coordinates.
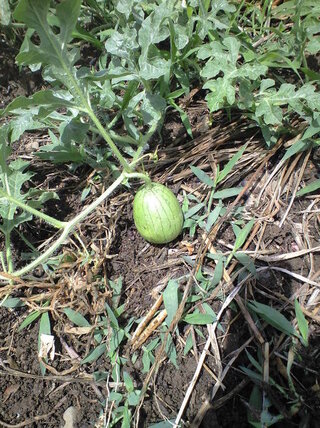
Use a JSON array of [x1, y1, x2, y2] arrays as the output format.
[[133, 182, 184, 244]]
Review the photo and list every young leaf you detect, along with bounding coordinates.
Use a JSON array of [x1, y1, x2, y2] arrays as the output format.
[[81, 343, 107, 364], [208, 257, 224, 288], [148, 421, 176, 428], [182, 312, 215, 325], [184, 202, 205, 219], [163, 280, 179, 326], [190, 165, 215, 188], [184, 332, 193, 356], [296, 179, 320, 197], [1, 297, 25, 309], [64, 308, 91, 327], [38, 312, 51, 375], [165, 332, 178, 368], [212, 187, 242, 199], [216, 143, 248, 184], [123, 371, 134, 393], [206, 203, 223, 232], [294, 299, 308, 346], [234, 252, 256, 276], [233, 219, 255, 249], [19, 310, 42, 331], [248, 301, 297, 337]]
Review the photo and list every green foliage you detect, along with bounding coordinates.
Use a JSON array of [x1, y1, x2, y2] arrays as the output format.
[[294, 299, 308, 346], [64, 308, 91, 327], [163, 279, 179, 326], [0, 128, 58, 273], [38, 311, 51, 375], [296, 178, 320, 196]]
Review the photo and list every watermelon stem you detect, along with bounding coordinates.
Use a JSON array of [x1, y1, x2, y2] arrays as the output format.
[[125, 172, 152, 187]]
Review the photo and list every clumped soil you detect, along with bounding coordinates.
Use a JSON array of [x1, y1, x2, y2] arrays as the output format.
[[1, 31, 320, 428]]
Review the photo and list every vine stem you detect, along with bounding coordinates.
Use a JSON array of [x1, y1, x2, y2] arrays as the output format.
[[0, 190, 67, 229], [124, 172, 152, 186], [87, 110, 132, 173], [0, 170, 151, 281], [5, 235, 13, 274], [5, 173, 125, 279]]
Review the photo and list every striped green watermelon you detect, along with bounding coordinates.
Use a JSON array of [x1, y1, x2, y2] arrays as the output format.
[[133, 182, 184, 244]]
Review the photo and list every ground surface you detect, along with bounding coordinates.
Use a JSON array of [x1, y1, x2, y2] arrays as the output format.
[[1, 31, 320, 428]]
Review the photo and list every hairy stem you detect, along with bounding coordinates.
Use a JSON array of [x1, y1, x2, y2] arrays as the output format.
[[5, 173, 125, 279], [5, 234, 13, 274], [87, 110, 132, 172], [0, 190, 66, 229]]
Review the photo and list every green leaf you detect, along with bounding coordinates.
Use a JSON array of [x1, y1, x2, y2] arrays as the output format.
[[72, 24, 104, 50], [37, 127, 86, 164], [123, 371, 134, 392], [204, 78, 236, 112], [109, 329, 125, 356], [190, 166, 215, 187], [141, 92, 166, 127], [105, 303, 119, 328], [248, 385, 262, 427], [19, 310, 42, 331], [127, 391, 140, 406], [233, 219, 255, 251], [14, 0, 82, 98], [184, 332, 193, 356], [206, 203, 223, 232], [148, 420, 176, 428], [201, 37, 266, 112], [294, 299, 308, 346], [282, 139, 311, 162], [213, 187, 242, 199], [165, 332, 178, 367], [163, 280, 179, 326], [234, 252, 256, 276], [38, 312, 51, 375], [0, 297, 25, 308], [142, 350, 152, 373], [255, 98, 283, 125], [216, 143, 248, 184], [109, 391, 123, 403], [248, 301, 297, 337], [121, 404, 131, 428], [64, 308, 90, 327], [296, 179, 320, 197], [105, 27, 139, 61], [138, 55, 170, 80], [1, 90, 75, 116], [0, 153, 58, 239], [138, 2, 171, 53], [183, 312, 215, 325], [81, 343, 107, 364], [209, 258, 224, 288], [39, 312, 51, 337], [184, 202, 205, 219], [0, 159, 33, 235], [170, 100, 193, 138]]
